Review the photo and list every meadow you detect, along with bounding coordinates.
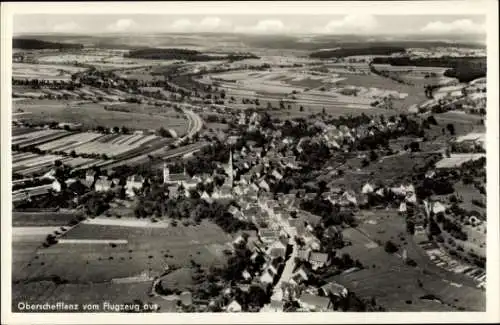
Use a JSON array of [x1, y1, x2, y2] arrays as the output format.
[[332, 210, 485, 311], [13, 100, 188, 135], [13, 219, 232, 285]]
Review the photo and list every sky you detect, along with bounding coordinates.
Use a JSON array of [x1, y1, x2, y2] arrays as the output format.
[[13, 14, 487, 36]]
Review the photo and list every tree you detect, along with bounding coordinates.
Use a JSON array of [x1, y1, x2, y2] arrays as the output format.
[[384, 240, 398, 254], [70, 150, 77, 158], [446, 123, 455, 135], [427, 115, 438, 125], [410, 142, 420, 152]]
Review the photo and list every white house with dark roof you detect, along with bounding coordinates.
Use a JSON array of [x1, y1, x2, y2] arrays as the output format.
[[226, 300, 242, 312], [95, 177, 112, 192]]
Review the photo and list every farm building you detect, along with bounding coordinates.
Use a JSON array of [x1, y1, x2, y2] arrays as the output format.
[[308, 252, 330, 270]]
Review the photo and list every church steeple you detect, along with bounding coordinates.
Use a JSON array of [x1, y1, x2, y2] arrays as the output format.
[[224, 150, 233, 188]]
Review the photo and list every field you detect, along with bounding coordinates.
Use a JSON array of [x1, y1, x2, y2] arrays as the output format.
[[435, 153, 486, 169], [13, 211, 83, 227], [36, 50, 176, 70], [331, 210, 485, 311], [37, 132, 160, 158], [13, 218, 232, 284], [13, 100, 188, 135], [12, 129, 72, 148], [12, 62, 87, 81], [199, 65, 432, 117], [13, 152, 101, 176], [331, 152, 440, 191], [12, 210, 84, 297]]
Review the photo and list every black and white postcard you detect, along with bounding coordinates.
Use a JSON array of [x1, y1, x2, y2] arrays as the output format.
[[1, 1, 498, 324]]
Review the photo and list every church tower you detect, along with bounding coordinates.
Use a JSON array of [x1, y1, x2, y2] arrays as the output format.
[[224, 150, 234, 188], [163, 162, 169, 184]]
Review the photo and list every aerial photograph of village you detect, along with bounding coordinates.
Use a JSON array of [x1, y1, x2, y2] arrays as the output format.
[[9, 10, 489, 314]]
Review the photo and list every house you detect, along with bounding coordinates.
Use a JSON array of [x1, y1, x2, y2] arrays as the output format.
[[266, 239, 287, 259], [95, 177, 112, 192], [226, 300, 242, 312], [233, 186, 244, 196], [340, 190, 357, 206], [361, 182, 375, 194], [432, 201, 446, 214], [308, 252, 330, 270], [259, 269, 275, 285], [242, 269, 252, 281], [212, 186, 233, 199], [297, 248, 311, 261], [85, 170, 96, 185], [233, 234, 246, 246], [271, 169, 283, 181], [259, 228, 280, 244], [305, 236, 321, 251], [228, 205, 239, 216], [125, 175, 144, 197], [319, 281, 348, 298], [200, 191, 213, 204], [163, 163, 198, 189], [258, 179, 270, 192], [299, 293, 331, 312], [265, 256, 282, 275], [290, 267, 309, 285], [248, 239, 267, 255], [51, 179, 62, 192], [399, 202, 407, 213]]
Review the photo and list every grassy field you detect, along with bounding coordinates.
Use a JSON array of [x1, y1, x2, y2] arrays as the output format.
[[13, 211, 83, 227], [332, 210, 485, 311], [331, 152, 439, 191], [13, 100, 188, 135], [338, 74, 429, 111], [13, 219, 232, 284], [12, 63, 87, 81]]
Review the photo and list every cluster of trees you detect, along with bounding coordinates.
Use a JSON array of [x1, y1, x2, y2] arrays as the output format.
[[183, 141, 231, 176], [13, 38, 84, 50], [384, 240, 399, 254], [371, 56, 486, 83], [415, 177, 455, 199], [369, 66, 413, 85], [435, 213, 468, 241], [280, 119, 322, 139], [301, 199, 357, 227], [310, 46, 405, 59], [12, 78, 82, 90], [298, 139, 333, 170], [125, 48, 259, 62], [424, 84, 440, 99]]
